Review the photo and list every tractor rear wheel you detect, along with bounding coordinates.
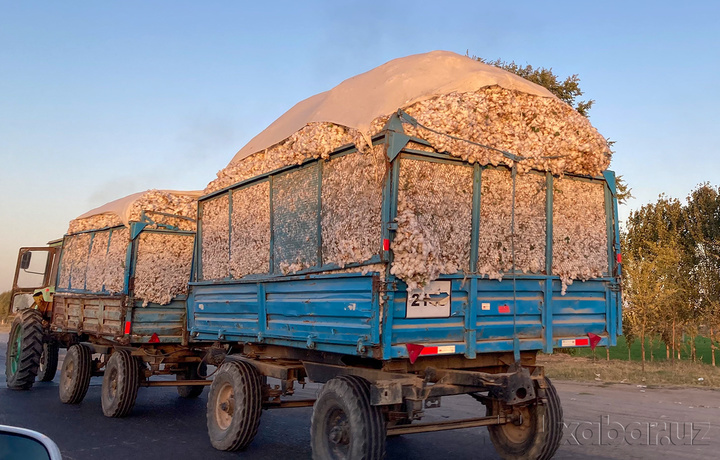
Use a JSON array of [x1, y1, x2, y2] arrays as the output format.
[[5, 309, 44, 390]]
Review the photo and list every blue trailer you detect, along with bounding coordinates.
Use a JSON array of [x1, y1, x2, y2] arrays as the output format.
[[189, 116, 622, 459], [5, 215, 213, 418]]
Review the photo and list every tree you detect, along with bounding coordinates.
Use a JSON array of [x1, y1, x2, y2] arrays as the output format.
[[684, 183, 720, 365], [622, 196, 688, 370], [0, 290, 11, 323], [470, 54, 632, 204]]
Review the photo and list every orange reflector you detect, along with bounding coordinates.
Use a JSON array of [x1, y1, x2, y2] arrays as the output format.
[[149, 333, 160, 343], [124, 321, 131, 335]]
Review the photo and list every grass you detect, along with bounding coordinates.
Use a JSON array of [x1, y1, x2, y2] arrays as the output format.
[[573, 335, 717, 365], [540, 353, 720, 388]]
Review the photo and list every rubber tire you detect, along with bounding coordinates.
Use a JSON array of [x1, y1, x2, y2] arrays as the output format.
[[206, 360, 262, 451], [37, 341, 60, 382], [5, 309, 43, 390], [59, 344, 93, 404], [101, 350, 141, 418], [177, 362, 207, 398], [486, 376, 563, 460], [311, 375, 386, 460]]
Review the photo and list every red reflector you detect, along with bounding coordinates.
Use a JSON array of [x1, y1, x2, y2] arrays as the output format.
[[420, 346, 439, 356], [616, 253, 622, 264], [575, 338, 590, 346], [45, 288, 50, 292], [124, 321, 131, 335], [383, 238, 390, 251], [406, 343, 424, 364], [498, 305, 510, 313], [587, 332, 602, 350], [149, 333, 160, 343]]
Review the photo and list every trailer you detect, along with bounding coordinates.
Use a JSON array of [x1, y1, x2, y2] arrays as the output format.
[[189, 118, 621, 458], [5, 193, 214, 417]]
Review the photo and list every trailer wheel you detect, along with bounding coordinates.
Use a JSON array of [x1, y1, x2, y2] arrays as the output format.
[[59, 344, 92, 404], [177, 362, 207, 398], [486, 377, 563, 460], [311, 375, 386, 460], [101, 350, 141, 417], [206, 360, 262, 451], [5, 309, 43, 390], [37, 341, 60, 382]]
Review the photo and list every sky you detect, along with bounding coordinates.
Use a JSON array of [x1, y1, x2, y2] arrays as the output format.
[[1, 0, 719, 292]]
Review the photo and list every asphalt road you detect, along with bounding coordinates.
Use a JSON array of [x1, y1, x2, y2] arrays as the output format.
[[1, 332, 718, 460]]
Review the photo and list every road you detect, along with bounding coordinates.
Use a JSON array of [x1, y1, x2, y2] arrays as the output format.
[[1, 331, 718, 460]]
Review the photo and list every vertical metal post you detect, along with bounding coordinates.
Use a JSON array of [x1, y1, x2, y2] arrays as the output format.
[[543, 173, 554, 353], [465, 277, 477, 359], [317, 160, 324, 268], [195, 201, 204, 282], [83, 232, 95, 291], [470, 164, 481, 273], [257, 283, 267, 341], [381, 134, 399, 359], [269, 176, 275, 274], [510, 164, 520, 363], [228, 190, 233, 278]]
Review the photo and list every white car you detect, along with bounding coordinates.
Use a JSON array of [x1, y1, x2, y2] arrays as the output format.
[[0, 425, 62, 460]]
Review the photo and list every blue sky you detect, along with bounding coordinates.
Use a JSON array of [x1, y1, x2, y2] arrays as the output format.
[[1, 1, 719, 291]]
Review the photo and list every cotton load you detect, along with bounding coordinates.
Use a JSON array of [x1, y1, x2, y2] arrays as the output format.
[[59, 190, 200, 305], [200, 51, 611, 292]]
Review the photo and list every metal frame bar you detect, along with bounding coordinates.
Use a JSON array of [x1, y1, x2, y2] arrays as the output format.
[[543, 173, 554, 353]]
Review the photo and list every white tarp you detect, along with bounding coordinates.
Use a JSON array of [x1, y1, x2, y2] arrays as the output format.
[[75, 190, 203, 227], [229, 50, 556, 164]]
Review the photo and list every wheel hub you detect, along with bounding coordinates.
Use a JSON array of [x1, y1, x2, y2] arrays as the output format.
[[215, 383, 235, 430], [501, 405, 532, 444], [326, 408, 350, 454], [109, 368, 118, 398]]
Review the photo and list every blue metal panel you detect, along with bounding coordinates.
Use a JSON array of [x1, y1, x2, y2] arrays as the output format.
[[130, 298, 186, 343], [189, 275, 379, 351], [189, 283, 260, 338], [265, 277, 375, 346]]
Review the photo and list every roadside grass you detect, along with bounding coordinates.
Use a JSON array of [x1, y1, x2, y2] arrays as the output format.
[[573, 335, 717, 365], [540, 353, 720, 388]]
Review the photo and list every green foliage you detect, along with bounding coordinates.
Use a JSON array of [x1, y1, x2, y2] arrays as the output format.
[[615, 175, 633, 206], [470, 55, 594, 117], [621, 185, 720, 364], [575, 335, 716, 365], [468, 53, 632, 205], [0, 290, 10, 321]]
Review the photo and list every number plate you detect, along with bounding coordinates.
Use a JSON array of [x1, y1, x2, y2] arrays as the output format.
[[406, 281, 452, 318]]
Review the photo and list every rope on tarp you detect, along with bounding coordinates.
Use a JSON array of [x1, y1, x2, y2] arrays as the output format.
[[396, 110, 568, 162]]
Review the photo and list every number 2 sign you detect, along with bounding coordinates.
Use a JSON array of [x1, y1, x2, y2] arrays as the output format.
[[405, 281, 452, 318]]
